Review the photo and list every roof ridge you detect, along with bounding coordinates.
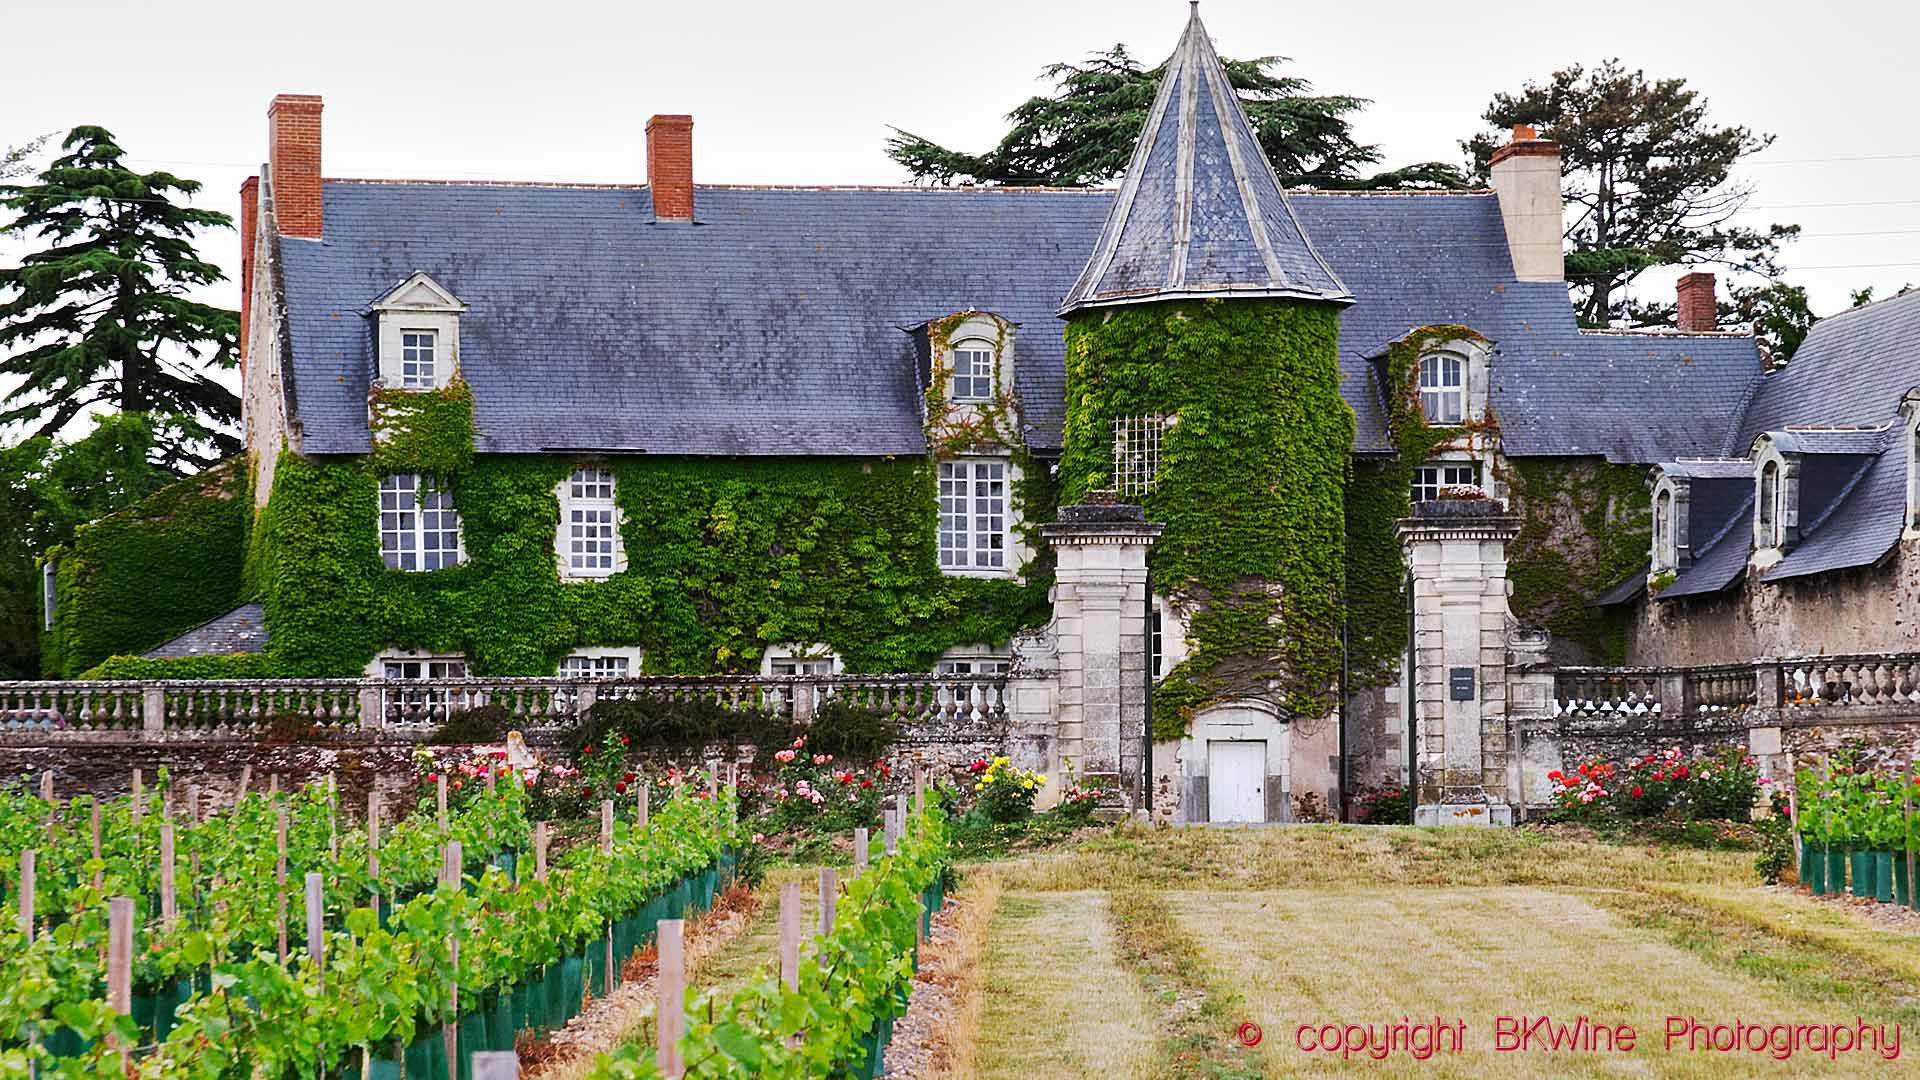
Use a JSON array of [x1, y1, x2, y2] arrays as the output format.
[[322, 176, 1496, 198], [1578, 327, 1755, 339]]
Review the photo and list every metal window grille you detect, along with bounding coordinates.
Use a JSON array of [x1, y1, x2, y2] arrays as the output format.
[[400, 330, 437, 387], [1113, 415, 1168, 496], [380, 474, 463, 571], [382, 657, 468, 723]]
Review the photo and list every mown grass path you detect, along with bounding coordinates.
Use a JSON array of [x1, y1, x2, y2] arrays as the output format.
[[955, 825, 1918, 1079]]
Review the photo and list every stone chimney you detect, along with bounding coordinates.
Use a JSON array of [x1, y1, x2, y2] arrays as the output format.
[[238, 174, 258, 359], [646, 114, 694, 222], [268, 94, 323, 239], [1488, 123, 1563, 283], [1676, 271, 1718, 332]]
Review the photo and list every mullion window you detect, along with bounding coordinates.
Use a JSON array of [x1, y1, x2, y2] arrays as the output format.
[[1411, 463, 1478, 503], [380, 474, 462, 571], [939, 461, 1007, 570], [565, 467, 619, 575], [400, 331, 437, 388]]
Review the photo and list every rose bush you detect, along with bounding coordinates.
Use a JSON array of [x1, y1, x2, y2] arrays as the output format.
[[1548, 746, 1761, 824], [969, 755, 1046, 823]]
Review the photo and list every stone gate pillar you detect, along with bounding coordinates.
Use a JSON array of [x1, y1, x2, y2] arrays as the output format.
[[1397, 498, 1522, 825], [1042, 494, 1164, 816]]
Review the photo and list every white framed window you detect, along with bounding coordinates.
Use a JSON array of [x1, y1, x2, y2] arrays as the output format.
[[380, 655, 469, 724], [1418, 354, 1466, 425], [379, 474, 463, 571], [938, 460, 1006, 571], [950, 340, 995, 402], [770, 655, 834, 677], [562, 467, 621, 578], [935, 657, 1011, 676], [400, 330, 437, 388], [1411, 463, 1478, 503], [560, 654, 631, 678], [1114, 415, 1169, 496]]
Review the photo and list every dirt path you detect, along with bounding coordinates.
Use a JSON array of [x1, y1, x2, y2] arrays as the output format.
[[877, 873, 998, 1079], [521, 884, 761, 1080]]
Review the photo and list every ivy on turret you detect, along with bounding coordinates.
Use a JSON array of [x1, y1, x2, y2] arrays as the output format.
[[1058, 298, 1351, 737]]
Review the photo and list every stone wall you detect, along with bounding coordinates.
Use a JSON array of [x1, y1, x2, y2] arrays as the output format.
[[1629, 536, 1920, 665]]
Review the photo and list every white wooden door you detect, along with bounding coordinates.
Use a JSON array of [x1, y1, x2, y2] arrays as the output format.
[[1208, 740, 1266, 823]]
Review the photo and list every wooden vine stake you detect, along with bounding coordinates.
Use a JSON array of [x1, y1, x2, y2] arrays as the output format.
[[159, 823, 178, 929], [131, 768, 143, 827], [913, 764, 925, 816], [276, 804, 289, 963], [443, 840, 463, 1078], [485, 760, 496, 794], [18, 850, 34, 939], [107, 897, 134, 1072], [817, 868, 837, 936], [852, 827, 869, 877], [657, 919, 685, 1079], [600, 799, 615, 995], [40, 771, 54, 845], [90, 803, 103, 893], [1785, 762, 1803, 880], [305, 873, 325, 989], [236, 765, 253, 802], [437, 774, 449, 834], [777, 882, 800, 988], [637, 782, 649, 829], [328, 772, 339, 860], [368, 790, 382, 910]]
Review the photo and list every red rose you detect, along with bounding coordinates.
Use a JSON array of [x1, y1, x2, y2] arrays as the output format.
[[616, 782, 628, 794], [427, 772, 439, 783], [1631, 785, 1643, 797], [861, 778, 873, 789], [1675, 766, 1690, 780], [1652, 771, 1665, 782], [582, 785, 594, 796], [623, 772, 636, 783], [583, 746, 593, 755], [620, 734, 630, 746]]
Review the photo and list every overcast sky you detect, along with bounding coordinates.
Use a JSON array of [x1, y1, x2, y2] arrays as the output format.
[[5, 0, 1919, 437]]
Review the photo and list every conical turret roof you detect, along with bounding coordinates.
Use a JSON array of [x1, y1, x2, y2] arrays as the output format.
[[1059, 5, 1352, 315]]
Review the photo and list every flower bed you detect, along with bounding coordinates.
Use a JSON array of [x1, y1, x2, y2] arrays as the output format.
[[1547, 746, 1763, 828]]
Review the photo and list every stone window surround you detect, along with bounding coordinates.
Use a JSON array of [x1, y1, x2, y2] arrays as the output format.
[[1903, 389, 1920, 531], [371, 272, 465, 391], [1411, 338, 1492, 428], [1750, 438, 1799, 553], [933, 313, 1013, 406], [1649, 473, 1691, 571], [553, 465, 629, 581]]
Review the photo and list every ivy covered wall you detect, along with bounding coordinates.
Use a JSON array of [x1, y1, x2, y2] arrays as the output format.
[[245, 450, 1053, 678], [41, 460, 251, 678], [1503, 457, 1650, 663], [1057, 298, 1351, 737]]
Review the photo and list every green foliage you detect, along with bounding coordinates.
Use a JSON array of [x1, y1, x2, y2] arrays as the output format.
[[40, 457, 249, 678], [368, 379, 476, 476], [1504, 457, 1649, 661], [1463, 61, 1796, 328], [79, 652, 283, 680], [2, 412, 175, 677], [0, 126, 239, 470], [1058, 299, 1351, 733], [251, 451, 1048, 677], [1340, 328, 1480, 688], [1730, 280, 1816, 363], [887, 44, 1466, 190]]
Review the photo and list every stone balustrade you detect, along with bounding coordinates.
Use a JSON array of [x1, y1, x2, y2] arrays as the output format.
[[1551, 651, 1920, 723], [0, 673, 1014, 742]]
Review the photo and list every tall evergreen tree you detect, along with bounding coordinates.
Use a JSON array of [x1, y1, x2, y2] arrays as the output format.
[[0, 126, 240, 472], [1464, 60, 1798, 328], [888, 45, 1466, 190]]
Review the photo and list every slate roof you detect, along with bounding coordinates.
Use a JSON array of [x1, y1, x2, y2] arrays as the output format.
[[142, 604, 269, 658], [279, 181, 1763, 462], [1736, 287, 1920, 447], [1762, 429, 1904, 583], [1660, 459, 1753, 479], [1059, 6, 1349, 314], [1658, 489, 1754, 600]]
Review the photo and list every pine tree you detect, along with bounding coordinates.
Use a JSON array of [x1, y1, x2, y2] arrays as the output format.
[[0, 126, 240, 472], [888, 45, 1466, 190]]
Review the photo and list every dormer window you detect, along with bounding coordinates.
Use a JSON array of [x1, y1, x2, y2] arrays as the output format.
[[951, 340, 995, 402], [1419, 353, 1465, 425], [372, 272, 466, 391], [400, 331, 438, 387], [1654, 489, 1674, 569]]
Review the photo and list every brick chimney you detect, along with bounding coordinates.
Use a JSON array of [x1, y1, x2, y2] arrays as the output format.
[[238, 175, 259, 360], [1676, 271, 1717, 332], [268, 94, 323, 239], [1489, 123, 1563, 283], [646, 114, 694, 222]]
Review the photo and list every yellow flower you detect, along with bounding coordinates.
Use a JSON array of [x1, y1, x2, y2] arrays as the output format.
[[974, 782, 983, 791], [1037, 774, 1048, 784], [1022, 780, 1034, 790]]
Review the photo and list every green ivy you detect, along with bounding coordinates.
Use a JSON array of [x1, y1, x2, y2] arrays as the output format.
[[248, 450, 1051, 677], [1504, 457, 1649, 662], [40, 459, 251, 678], [1341, 326, 1484, 687], [1057, 299, 1351, 737], [920, 311, 1054, 563], [79, 653, 286, 680], [367, 379, 475, 476]]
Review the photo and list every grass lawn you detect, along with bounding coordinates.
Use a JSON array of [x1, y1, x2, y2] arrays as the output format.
[[956, 825, 1916, 1079]]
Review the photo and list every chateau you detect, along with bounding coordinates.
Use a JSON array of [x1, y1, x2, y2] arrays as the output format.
[[35, 9, 1920, 825]]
